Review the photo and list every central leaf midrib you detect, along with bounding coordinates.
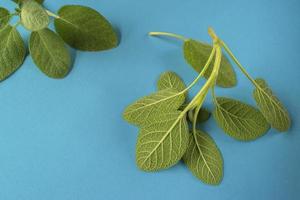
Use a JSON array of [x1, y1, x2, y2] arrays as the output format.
[[37, 31, 65, 68], [140, 113, 185, 166], [193, 132, 216, 181]]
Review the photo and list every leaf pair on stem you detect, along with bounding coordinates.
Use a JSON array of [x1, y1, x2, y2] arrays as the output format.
[[123, 28, 291, 185], [0, 0, 118, 81]]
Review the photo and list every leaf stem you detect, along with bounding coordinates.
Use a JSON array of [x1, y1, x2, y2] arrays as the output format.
[[46, 10, 60, 19], [220, 40, 257, 86], [193, 105, 202, 133], [13, 21, 21, 27], [149, 31, 188, 42], [185, 45, 222, 112], [181, 47, 216, 94]]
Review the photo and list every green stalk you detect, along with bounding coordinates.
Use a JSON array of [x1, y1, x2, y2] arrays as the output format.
[[220, 40, 257, 86], [46, 10, 60, 19], [149, 31, 188, 41]]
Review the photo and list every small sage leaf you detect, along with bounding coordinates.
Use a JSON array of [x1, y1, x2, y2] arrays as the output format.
[[0, 25, 25, 81], [183, 130, 223, 185], [184, 39, 237, 88], [54, 5, 118, 51], [29, 28, 71, 78], [0, 7, 10, 30], [253, 78, 291, 131], [157, 71, 186, 92], [12, 0, 44, 4], [136, 111, 189, 171], [188, 108, 211, 124], [123, 88, 185, 126], [21, 0, 49, 31], [213, 97, 270, 141]]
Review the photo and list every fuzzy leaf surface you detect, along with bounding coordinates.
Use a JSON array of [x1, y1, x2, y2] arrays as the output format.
[[184, 39, 236, 88], [0, 7, 10, 30], [123, 89, 185, 126], [253, 78, 291, 131], [29, 28, 71, 78], [0, 25, 25, 81], [136, 111, 189, 171], [183, 130, 223, 185], [21, 0, 49, 31], [54, 5, 118, 51], [157, 71, 186, 92], [213, 97, 270, 141]]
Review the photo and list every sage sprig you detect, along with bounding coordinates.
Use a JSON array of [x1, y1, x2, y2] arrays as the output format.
[[123, 28, 291, 185], [0, 0, 118, 81]]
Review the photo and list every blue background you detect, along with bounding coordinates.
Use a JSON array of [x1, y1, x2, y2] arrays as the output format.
[[0, 0, 299, 199]]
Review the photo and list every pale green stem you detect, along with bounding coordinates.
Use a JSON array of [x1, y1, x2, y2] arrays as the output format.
[[185, 45, 222, 113], [191, 45, 222, 134], [149, 32, 188, 42], [192, 104, 202, 133], [13, 21, 21, 27], [220, 40, 257, 86], [180, 47, 216, 94], [46, 10, 60, 19]]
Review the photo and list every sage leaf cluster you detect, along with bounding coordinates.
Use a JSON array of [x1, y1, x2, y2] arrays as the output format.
[[0, 0, 118, 82], [124, 28, 291, 186]]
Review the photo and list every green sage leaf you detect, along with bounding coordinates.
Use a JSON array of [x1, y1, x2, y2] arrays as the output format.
[[157, 71, 186, 92], [0, 25, 25, 81], [136, 111, 189, 171], [213, 97, 270, 141], [183, 130, 223, 185], [123, 89, 185, 126], [20, 0, 49, 31], [0, 7, 10, 30], [188, 108, 211, 124], [253, 78, 291, 131], [54, 5, 118, 51], [29, 28, 71, 78], [184, 39, 237, 88]]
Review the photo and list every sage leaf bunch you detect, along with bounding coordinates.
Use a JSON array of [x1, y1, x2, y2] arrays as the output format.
[[0, 0, 118, 81], [123, 28, 291, 186]]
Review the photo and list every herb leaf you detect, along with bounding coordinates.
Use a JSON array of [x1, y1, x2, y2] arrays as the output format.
[[253, 78, 291, 131], [29, 28, 71, 78], [123, 89, 185, 126], [136, 111, 189, 171], [183, 130, 223, 185], [184, 39, 237, 88], [12, 0, 44, 4], [0, 25, 25, 81], [0, 7, 10, 30], [54, 5, 118, 51], [20, 0, 49, 31], [188, 108, 211, 124], [157, 71, 186, 92], [213, 97, 270, 141]]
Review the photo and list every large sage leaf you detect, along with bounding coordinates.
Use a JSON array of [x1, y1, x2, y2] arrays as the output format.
[[136, 111, 189, 171], [213, 97, 270, 141], [184, 39, 237, 88], [20, 0, 49, 31], [253, 79, 291, 131], [183, 130, 223, 185], [0, 25, 25, 81], [157, 71, 186, 92], [123, 89, 185, 126], [29, 28, 71, 78], [0, 7, 10, 30], [54, 5, 118, 51]]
